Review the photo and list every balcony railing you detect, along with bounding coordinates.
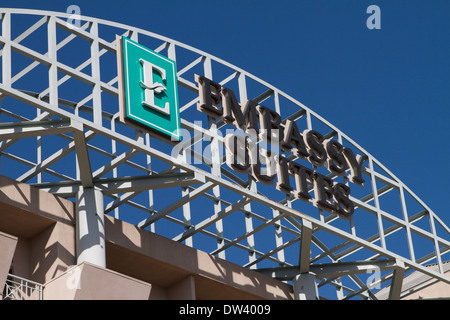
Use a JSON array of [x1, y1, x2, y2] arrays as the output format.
[[2, 274, 43, 300]]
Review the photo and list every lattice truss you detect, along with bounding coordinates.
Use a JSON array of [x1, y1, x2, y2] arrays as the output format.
[[0, 8, 449, 300]]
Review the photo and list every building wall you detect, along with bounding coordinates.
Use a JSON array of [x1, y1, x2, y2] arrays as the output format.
[[0, 176, 76, 284], [400, 266, 450, 300], [404, 279, 450, 300], [0, 175, 293, 300]]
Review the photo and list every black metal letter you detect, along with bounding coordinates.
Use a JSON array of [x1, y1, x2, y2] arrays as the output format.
[[324, 139, 347, 176], [333, 182, 354, 218], [281, 120, 309, 160], [303, 129, 327, 167], [275, 155, 293, 195], [289, 161, 314, 202], [195, 75, 223, 118], [313, 172, 337, 213], [342, 148, 368, 186]]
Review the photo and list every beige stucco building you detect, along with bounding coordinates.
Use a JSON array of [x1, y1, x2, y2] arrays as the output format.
[[0, 175, 293, 300], [1, 174, 449, 300], [375, 261, 450, 300]]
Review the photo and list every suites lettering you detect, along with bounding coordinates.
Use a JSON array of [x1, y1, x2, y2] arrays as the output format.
[[195, 75, 368, 218]]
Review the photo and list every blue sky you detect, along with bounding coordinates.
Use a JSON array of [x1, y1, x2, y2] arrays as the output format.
[[4, 1, 450, 235]]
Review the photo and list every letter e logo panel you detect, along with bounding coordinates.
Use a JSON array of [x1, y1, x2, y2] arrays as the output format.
[[118, 36, 181, 142]]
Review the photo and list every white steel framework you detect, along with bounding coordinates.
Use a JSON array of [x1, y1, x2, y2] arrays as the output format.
[[0, 8, 449, 300]]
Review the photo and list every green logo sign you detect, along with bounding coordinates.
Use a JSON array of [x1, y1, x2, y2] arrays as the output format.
[[118, 36, 181, 141]]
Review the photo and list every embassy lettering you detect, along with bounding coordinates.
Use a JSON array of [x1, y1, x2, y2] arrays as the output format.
[[195, 75, 368, 218]]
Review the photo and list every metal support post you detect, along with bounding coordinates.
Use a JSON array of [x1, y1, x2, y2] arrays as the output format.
[[76, 187, 106, 267], [293, 272, 319, 300]]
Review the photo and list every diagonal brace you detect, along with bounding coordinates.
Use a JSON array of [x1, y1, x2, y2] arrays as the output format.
[[0, 119, 73, 140], [299, 219, 313, 273], [96, 172, 206, 195], [137, 181, 214, 229]]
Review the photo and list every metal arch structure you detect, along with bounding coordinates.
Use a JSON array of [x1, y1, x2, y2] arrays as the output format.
[[0, 8, 449, 300]]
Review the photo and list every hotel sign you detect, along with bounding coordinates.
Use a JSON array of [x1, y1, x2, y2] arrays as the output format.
[[116, 37, 367, 219], [117, 36, 181, 141], [195, 75, 368, 219]]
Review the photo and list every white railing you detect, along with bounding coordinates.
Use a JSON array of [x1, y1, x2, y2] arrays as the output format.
[[2, 274, 43, 300]]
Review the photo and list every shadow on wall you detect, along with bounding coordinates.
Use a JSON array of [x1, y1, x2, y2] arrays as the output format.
[[0, 176, 77, 284], [0, 175, 74, 225], [104, 216, 293, 299]]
